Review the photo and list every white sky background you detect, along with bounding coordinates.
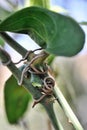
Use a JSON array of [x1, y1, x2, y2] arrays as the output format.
[[0, 0, 87, 62]]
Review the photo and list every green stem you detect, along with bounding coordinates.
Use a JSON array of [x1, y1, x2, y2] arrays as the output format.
[[54, 86, 84, 130], [30, 0, 50, 9], [0, 47, 38, 95], [0, 46, 11, 65], [0, 32, 27, 56], [42, 102, 64, 130], [79, 21, 87, 25], [0, 47, 64, 130]]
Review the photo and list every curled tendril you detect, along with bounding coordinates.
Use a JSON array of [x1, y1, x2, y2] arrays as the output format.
[[14, 48, 42, 64], [32, 76, 55, 107], [13, 48, 55, 107], [18, 52, 47, 85]]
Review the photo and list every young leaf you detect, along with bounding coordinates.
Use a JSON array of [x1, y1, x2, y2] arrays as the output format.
[[0, 7, 85, 56], [31, 73, 42, 88], [4, 75, 32, 124]]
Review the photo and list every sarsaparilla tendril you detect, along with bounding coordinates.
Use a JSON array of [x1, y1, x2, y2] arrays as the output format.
[[14, 48, 56, 107], [14, 48, 49, 85], [32, 76, 55, 108]]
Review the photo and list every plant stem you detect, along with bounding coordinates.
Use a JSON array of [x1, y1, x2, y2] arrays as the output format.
[[79, 21, 87, 25], [0, 47, 64, 130], [30, 0, 50, 9], [0, 32, 27, 56], [54, 86, 84, 130], [0, 47, 38, 95], [42, 101, 64, 130]]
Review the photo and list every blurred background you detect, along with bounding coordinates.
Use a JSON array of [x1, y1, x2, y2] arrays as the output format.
[[0, 0, 87, 130]]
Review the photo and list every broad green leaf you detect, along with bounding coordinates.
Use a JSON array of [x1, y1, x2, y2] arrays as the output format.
[[4, 75, 32, 124], [0, 7, 85, 56]]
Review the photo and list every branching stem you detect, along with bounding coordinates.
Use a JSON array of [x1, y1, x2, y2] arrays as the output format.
[[0, 47, 63, 130]]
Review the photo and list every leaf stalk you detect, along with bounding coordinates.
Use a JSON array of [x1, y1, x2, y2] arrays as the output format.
[[54, 86, 84, 130]]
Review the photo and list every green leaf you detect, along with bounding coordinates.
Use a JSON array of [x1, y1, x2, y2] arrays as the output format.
[[4, 75, 32, 124], [31, 73, 42, 88], [0, 7, 85, 56]]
